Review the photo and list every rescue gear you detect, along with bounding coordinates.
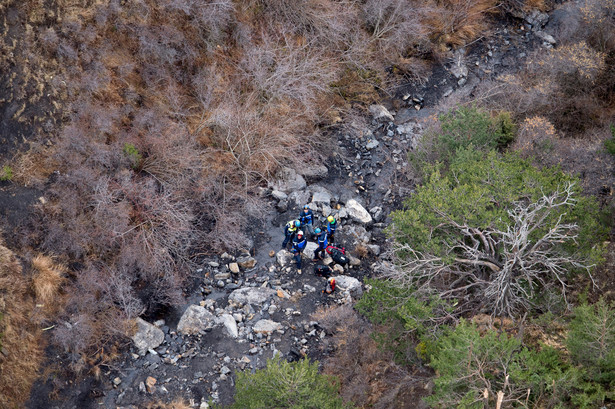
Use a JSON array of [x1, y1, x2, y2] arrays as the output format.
[[297, 230, 304, 239], [291, 234, 307, 269], [326, 217, 337, 242], [294, 220, 301, 228], [326, 245, 348, 266], [299, 207, 314, 236], [313, 230, 328, 260]]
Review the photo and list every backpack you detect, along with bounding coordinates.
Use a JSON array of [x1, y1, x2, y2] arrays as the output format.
[[329, 248, 349, 266]]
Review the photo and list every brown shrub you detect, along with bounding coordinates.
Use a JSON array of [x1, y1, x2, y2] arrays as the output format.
[[313, 305, 427, 408], [0, 244, 44, 409], [31, 254, 66, 309]]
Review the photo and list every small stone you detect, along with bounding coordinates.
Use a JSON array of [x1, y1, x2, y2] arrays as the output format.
[[113, 377, 122, 386], [249, 347, 259, 354], [269, 250, 275, 257], [228, 263, 240, 274], [145, 376, 157, 393], [271, 190, 288, 200], [215, 272, 231, 280], [220, 365, 231, 375], [217, 280, 225, 288], [208, 262, 219, 267], [237, 256, 257, 269]]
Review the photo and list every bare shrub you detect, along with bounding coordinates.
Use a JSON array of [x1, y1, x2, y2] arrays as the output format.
[[314, 305, 425, 408]]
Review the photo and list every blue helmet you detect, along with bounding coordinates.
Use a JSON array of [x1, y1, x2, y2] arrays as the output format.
[[314, 227, 322, 234], [294, 220, 301, 228]]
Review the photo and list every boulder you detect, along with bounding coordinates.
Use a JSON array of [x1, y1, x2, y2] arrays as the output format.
[[333, 264, 345, 273], [288, 190, 311, 208], [271, 190, 288, 200], [253, 319, 282, 335], [346, 199, 372, 224], [177, 305, 216, 335], [131, 318, 165, 356], [310, 185, 333, 206], [237, 256, 257, 269], [369, 104, 394, 122], [348, 255, 361, 266], [229, 287, 276, 306], [298, 164, 328, 181], [216, 314, 239, 338], [333, 275, 363, 298], [272, 167, 307, 193], [303, 241, 319, 260], [370, 206, 384, 222], [276, 249, 293, 267], [345, 225, 371, 244], [367, 244, 381, 256]]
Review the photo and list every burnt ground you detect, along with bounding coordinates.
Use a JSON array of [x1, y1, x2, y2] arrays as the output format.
[[22, 5, 615, 409]]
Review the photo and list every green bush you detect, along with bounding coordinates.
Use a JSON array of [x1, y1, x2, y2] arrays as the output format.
[[427, 320, 574, 409], [567, 298, 615, 407], [436, 106, 516, 160], [122, 143, 142, 169], [0, 165, 13, 181], [604, 124, 615, 155], [228, 356, 352, 409]]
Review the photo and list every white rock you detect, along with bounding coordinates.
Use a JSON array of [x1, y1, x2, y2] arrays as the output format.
[[303, 241, 319, 260], [535, 30, 556, 44], [177, 305, 216, 335], [345, 199, 373, 224], [321, 204, 332, 217], [228, 263, 240, 274], [365, 139, 379, 150], [333, 264, 345, 273], [333, 275, 363, 298], [131, 318, 164, 356], [276, 249, 293, 267], [348, 255, 361, 266], [229, 287, 276, 306], [369, 104, 394, 122], [216, 314, 239, 338], [253, 319, 282, 334]]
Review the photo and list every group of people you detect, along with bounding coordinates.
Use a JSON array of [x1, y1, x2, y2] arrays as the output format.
[[282, 205, 347, 294]]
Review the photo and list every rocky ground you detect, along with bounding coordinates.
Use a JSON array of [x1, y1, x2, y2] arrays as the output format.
[[24, 7, 567, 409]]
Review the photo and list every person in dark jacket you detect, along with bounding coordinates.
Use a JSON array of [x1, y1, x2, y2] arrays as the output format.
[[314, 264, 333, 278], [326, 215, 338, 243], [299, 205, 314, 237], [282, 219, 301, 249], [312, 227, 328, 261], [291, 230, 307, 273]]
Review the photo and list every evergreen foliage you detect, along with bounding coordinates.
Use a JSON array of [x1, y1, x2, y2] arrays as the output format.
[[228, 356, 351, 409]]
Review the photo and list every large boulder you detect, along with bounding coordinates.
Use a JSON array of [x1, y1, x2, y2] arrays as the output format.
[[253, 319, 282, 335], [276, 249, 293, 267], [303, 241, 319, 260], [310, 185, 333, 206], [345, 225, 371, 245], [229, 287, 276, 306], [272, 167, 307, 193], [345, 199, 373, 224], [177, 305, 216, 335], [216, 314, 239, 338], [131, 318, 165, 355], [298, 164, 328, 181], [288, 190, 311, 208], [333, 276, 363, 299]]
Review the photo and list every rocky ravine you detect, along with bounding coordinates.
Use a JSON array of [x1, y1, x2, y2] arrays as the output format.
[[27, 7, 564, 408]]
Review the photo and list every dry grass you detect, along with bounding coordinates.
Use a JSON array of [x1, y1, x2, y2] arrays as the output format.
[[146, 398, 192, 409], [0, 244, 44, 409], [31, 254, 66, 307]]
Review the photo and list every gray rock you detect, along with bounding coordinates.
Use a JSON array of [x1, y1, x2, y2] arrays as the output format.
[[271, 190, 288, 200], [333, 275, 363, 298], [288, 190, 311, 207], [370, 206, 384, 222], [365, 139, 380, 150], [237, 256, 257, 269], [216, 314, 239, 338], [298, 164, 328, 181], [369, 104, 394, 122], [229, 287, 276, 306], [131, 318, 165, 356], [276, 249, 293, 267], [272, 167, 307, 193], [321, 204, 332, 217], [535, 30, 556, 44], [253, 319, 282, 334], [345, 199, 373, 224], [345, 225, 371, 244], [367, 244, 381, 256], [348, 255, 361, 266], [310, 185, 332, 206], [177, 306, 216, 335], [276, 199, 288, 212]]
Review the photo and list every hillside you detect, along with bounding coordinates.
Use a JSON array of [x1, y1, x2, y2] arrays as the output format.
[[0, 0, 614, 408]]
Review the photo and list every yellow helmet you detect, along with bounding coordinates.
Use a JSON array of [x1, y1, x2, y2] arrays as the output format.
[[327, 215, 335, 223]]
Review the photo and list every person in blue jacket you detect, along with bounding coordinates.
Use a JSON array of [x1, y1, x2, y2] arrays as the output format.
[[326, 215, 338, 243], [291, 230, 307, 274], [282, 219, 301, 249], [299, 205, 314, 237], [312, 227, 328, 262]]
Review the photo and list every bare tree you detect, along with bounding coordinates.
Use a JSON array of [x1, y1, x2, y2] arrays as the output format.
[[382, 182, 594, 317]]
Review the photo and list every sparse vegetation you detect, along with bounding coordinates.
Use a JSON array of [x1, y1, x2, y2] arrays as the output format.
[[0, 165, 13, 181]]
